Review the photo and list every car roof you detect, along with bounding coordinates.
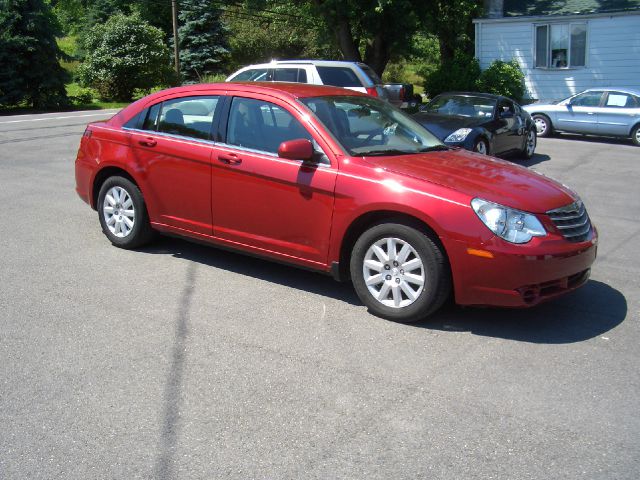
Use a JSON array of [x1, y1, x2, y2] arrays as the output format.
[[112, 82, 367, 127], [233, 60, 367, 68], [436, 91, 506, 101], [582, 87, 640, 96], [134, 82, 366, 104]]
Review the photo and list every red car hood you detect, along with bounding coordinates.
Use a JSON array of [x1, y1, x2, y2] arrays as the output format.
[[362, 150, 576, 213]]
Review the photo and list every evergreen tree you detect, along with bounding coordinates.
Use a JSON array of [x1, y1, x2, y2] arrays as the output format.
[[0, 0, 68, 108], [175, 0, 229, 82]]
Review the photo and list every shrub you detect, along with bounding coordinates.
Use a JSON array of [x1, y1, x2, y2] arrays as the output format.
[[423, 52, 480, 98], [69, 88, 94, 105], [77, 13, 172, 102], [476, 59, 525, 102]]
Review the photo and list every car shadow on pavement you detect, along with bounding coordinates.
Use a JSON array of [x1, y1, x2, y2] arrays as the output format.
[[141, 237, 625, 344], [415, 279, 626, 344], [140, 236, 362, 306], [507, 152, 551, 167], [549, 133, 634, 147]]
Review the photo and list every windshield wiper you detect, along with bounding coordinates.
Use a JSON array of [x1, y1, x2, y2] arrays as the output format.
[[359, 149, 415, 156], [418, 145, 450, 153]]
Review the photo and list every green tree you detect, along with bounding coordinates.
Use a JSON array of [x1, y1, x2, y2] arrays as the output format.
[[224, 0, 338, 70], [422, 0, 483, 64], [0, 0, 69, 108], [175, 0, 229, 82], [77, 13, 173, 101], [308, 0, 425, 76]]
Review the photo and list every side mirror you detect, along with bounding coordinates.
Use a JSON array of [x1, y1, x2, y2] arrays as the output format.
[[278, 138, 314, 162]]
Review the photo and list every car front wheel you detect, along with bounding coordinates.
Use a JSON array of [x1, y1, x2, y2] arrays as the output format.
[[97, 176, 154, 249], [533, 114, 553, 137], [473, 137, 489, 155], [350, 223, 451, 322]]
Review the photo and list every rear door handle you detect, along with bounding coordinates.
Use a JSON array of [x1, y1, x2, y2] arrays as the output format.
[[138, 137, 157, 147], [218, 154, 242, 165]]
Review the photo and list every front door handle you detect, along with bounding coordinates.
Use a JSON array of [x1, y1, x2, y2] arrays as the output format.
[[218, 154, 242, 165], [138, 137, 157, 147]]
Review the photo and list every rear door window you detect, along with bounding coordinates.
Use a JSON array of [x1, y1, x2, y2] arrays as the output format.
[[604, 92, 639, 108], [273, 68, 308, 83], [316, 66, 362, 88], [140, 96, 220, 140]]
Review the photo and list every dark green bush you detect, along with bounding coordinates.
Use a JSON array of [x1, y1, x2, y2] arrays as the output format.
[[423, 52, 481, 97], [476, 59, 525, 102], [77, 13, 172, 102], [69, 88, 94, 105]]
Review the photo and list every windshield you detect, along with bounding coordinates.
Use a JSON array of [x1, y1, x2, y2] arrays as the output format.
[[424, 94, 496, 119], [299, 96, 443, 156]]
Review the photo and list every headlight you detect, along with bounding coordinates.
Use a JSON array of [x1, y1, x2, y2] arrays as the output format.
[[471, 198, 546, 244], [445, 128, 472, 143]]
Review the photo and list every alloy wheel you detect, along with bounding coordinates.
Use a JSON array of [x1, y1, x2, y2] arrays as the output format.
[[362, 237, 425, 308], [102, 186, 135, 238], [526, 130, 536, 157], [534, 117, 548, 136]]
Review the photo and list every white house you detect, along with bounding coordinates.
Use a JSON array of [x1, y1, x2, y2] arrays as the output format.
[[474, 0, 640, 100]]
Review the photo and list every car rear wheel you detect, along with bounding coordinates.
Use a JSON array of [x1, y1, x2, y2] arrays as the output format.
[[97, 176, 154, 249], [533, 114, 553, 138], [350, 223, 451, 322], [632, 124, 640, 147], [473, 137, 489, 155], [521, 128, 537, 159]]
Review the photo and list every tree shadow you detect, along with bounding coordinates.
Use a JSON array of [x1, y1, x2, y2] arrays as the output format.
[[413, 280, 626, 344], [140, 237, 625, 345]]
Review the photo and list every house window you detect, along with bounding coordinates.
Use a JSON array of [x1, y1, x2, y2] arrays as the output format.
[[535, 23, 587, 68]]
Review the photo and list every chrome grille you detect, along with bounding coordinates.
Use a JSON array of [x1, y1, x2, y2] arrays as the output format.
[[547, 200, 592, 242]]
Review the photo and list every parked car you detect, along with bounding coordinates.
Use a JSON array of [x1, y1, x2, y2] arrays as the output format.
[[381, 82, 421, 109], [413, 92, 537, 159], [227, 60, 389, 100], [75, 83, 597, 322], [523, 88, 640, 146]]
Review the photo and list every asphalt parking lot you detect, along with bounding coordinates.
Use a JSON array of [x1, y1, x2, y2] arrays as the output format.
[[1, 110, 639, 479]]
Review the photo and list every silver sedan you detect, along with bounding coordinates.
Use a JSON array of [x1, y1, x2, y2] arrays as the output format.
[[523, 88, 640, 146]]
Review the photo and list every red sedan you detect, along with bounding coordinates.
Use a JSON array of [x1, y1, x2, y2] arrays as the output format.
[[75, 82, 597, 322]]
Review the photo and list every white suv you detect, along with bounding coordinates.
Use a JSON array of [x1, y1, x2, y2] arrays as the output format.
[[226, 60, 389, 100]]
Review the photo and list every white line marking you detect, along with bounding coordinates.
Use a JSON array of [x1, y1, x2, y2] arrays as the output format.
[[0, 110, 120, 125]]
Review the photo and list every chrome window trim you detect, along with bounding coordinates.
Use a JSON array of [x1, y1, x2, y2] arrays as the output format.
[[122, 127, 331, 169], [123, 127, 218, 146]]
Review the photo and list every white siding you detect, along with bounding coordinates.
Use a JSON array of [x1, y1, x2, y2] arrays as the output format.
[[475, 13, 640, 100]]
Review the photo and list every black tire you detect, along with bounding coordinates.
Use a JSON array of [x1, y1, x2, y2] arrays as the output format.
[[97, 176, 155, 249], [473, 137, 489, 155], [350, 222, 451, 323], [532, 114, 553, 138], [520, 128, 537, 159], [632, 124, 640, 147]]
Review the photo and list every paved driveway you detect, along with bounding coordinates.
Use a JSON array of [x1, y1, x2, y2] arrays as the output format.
[[1, 111, 638, 479]]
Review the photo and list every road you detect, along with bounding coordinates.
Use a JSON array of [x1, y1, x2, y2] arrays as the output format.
[[1, 110, 639, 479]]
